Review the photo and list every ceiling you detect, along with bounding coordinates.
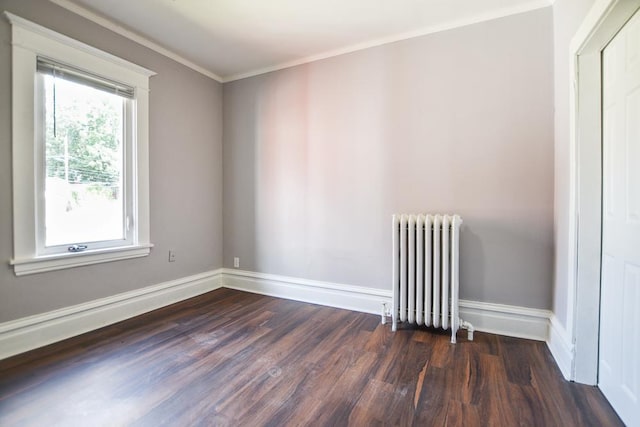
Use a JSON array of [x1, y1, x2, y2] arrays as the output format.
[[51, 0, 551, 82]]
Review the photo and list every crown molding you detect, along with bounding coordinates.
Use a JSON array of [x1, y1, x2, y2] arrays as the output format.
[[49, 0, 223, 82], [221, 0, 552, 82], [49, 0, 552, 84]]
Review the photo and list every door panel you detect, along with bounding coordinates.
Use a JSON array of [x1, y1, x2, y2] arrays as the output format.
[[620, 264, 639, 399], [599, 8, 640, 427], [627, 87, 640, 222]]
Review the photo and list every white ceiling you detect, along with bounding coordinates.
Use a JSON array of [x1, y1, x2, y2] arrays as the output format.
[[52, 0, 551, 82]]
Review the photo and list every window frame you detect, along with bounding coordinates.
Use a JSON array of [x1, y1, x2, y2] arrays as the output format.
[[6, 12, 155, 276], [35, 69, 134, 255]]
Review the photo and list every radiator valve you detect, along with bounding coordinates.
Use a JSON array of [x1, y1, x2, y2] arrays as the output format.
[[381, 303, 388, 324], [460, 320, 475, 341]]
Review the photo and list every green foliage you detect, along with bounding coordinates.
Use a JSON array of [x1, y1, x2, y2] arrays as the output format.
[[45, 76, 123, 187]]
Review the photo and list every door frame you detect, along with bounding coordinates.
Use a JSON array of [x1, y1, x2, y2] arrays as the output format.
[[569, 0, 640, 384]]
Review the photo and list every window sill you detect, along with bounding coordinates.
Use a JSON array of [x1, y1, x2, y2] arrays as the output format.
[[10, 244, 154, 276]]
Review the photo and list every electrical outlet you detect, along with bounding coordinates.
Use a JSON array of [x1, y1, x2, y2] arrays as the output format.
[[233, 257, 239, 268], [168, 250, 176, 262]]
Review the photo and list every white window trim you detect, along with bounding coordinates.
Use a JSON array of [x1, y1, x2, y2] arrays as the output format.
[[6, 12, 156, 276]]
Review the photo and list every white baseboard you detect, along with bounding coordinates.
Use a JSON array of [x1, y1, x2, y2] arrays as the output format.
[[547, 314, 574, 380], [0, 267, 555, 361], [459, 300, 551, 341], [221, 269, 391, 315], [222, 269, 551, 341], [0, 269, 222, 360]]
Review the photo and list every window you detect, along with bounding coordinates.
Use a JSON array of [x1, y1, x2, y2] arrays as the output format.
[[7, 13, 155, 276], [38, 58, 132, 253]]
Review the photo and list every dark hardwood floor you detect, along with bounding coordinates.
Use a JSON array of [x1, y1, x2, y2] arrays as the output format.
[[0, 288, 622, 426]]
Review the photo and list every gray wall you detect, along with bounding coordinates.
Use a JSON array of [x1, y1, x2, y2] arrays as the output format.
[[0, 3, 557, 324], [551, 0, 596, 329], [0, 0, 223, 322], [223, 8, 555, 309]]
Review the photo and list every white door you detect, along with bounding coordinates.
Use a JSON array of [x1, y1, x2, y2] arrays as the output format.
[[600, 8, 640, 427]]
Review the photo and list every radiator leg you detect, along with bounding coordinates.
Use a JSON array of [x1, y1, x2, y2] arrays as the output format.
[[381, 303, 387, 325], [392, 314, 397, 332], [460, 320, 474, 341]]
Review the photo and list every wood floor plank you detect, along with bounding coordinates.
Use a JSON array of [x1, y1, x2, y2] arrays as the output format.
[[444, 400, 482, 427], [0, 289, 623, 426], [349, 378, 395, 425]]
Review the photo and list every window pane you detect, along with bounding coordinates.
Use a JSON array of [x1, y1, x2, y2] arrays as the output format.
[[43, 74, 125, 247]]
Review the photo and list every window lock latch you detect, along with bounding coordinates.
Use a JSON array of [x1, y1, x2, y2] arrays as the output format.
[[68, 244, 88, 252]]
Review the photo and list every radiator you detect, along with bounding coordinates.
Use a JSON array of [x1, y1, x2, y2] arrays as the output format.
[[388, 214, 473, 343]]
